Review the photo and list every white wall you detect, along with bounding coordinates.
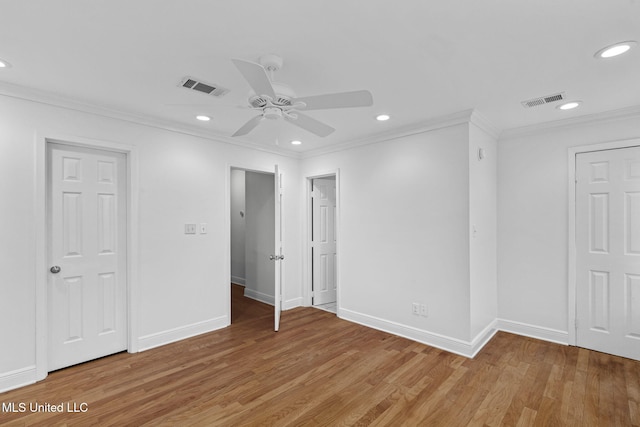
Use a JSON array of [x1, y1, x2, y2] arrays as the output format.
[[497, 114, 640, 340], [7, 82, 636, 390], [0, 104, 37, 378], [301, 122, 480, 351], [469, 123, 498, 339], [0, 92, 302, 391], [244, 171, 275, 304], [230, 169, 246, 285]]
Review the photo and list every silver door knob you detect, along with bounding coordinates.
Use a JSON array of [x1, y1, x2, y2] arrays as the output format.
[[50, 266, 61, 274]]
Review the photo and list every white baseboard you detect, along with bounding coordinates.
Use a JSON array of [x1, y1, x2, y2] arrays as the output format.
[[0, 365, 37, 393], [339, 308, 497, 358], [137, 316, 228, 352], [243, 288, 274, 306], [231, 276, 245, 286], [283, 297, 303, 310], [470, 320, 500, 357], [496, 318, 568, 345]]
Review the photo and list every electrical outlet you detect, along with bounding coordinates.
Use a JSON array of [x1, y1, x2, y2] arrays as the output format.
[[420, 304, 428, 317], [184, 223, 197, 234], [412, 303, 419, 315]]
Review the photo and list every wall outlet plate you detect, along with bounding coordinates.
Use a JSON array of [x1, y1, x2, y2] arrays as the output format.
[[412, 303, 419, 315], [420, 304, 428, 317]]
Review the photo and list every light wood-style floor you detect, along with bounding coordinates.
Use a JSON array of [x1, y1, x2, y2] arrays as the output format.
[[1, 284, 639, 426]]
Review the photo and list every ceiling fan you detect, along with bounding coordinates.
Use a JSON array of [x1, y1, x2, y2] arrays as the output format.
[[229, 54, 374, 137]]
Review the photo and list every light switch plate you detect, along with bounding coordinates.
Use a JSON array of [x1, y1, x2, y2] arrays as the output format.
[[200, 223, 207, 234], [185, 223, 197, 234]]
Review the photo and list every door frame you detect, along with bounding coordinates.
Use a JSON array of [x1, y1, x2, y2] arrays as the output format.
[[567, 137, 640, 347], [225, 164, 279, 326], [35, 133, 139, 381], [304, 169, 341, 312]]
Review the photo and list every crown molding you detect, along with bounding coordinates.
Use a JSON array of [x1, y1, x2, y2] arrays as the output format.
[[301, 109, 477, 159], [0, 81, 300, 159], [469, 110, 501, 140], [500, 104, 640, 141]]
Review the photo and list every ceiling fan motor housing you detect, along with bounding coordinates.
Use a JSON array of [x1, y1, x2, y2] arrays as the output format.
[[249, 82, 296, 108]]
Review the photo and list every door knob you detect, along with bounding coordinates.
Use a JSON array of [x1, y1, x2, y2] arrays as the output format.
[[50, 266, 61, 274]]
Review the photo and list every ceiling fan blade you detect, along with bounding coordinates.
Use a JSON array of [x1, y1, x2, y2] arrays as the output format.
[[284, 112, 335, 137], [293, 90, 373, 110], [232, 115, 263, 137], [231, 58, 277, 100]]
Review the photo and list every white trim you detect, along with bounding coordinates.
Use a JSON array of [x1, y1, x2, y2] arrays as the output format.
[[231, 276, 246, 286], [0, 82, 488, 161], [339, 308, 498, 358], [0, 82, 298, 159], [470, 110, 501, 140], [243, 288, 275, 306], [226, 164, 280, 326], [36, 133, 140, 382], [301, 110, 476, 159], [283, 297, 303, 310], [567, 138, 640, 346], [471, 320, 500, 357], [225, 165, 232, 328], [335, 169, 342, 315], [496, 319, 569, 346], [304, 170, 341, 310], [0, 366, 37, 393], [501, 104, 640, 141], [137, 316, 227, 352]]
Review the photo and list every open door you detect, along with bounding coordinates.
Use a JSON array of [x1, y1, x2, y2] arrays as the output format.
[[274, 165, 283, 331]]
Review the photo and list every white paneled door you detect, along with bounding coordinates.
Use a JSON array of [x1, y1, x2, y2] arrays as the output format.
[[312, 177, 337, 306], [48, 143, 127, 371], [576, 146, 640, 361]]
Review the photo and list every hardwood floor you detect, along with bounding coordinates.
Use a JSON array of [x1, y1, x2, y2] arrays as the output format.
[[1, 285, 639, 426]]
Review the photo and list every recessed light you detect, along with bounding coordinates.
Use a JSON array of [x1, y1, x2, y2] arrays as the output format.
[[291, 140, 302, 145], [0, 58, 12, 68], [196, 115, 211, 121], [557, 101, 582, 110], [376, 114, 390, 121], [595, 41, 637, 59]]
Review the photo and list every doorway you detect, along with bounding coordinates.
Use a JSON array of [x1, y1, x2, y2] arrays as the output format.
[[574, 145, 640, 360], [47, 142, 128, 371], [229, 167, 283, 330], [308, 174, 338, 314]]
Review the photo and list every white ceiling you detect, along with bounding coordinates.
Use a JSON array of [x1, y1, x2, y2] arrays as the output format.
[[1, 0, 639, 153]]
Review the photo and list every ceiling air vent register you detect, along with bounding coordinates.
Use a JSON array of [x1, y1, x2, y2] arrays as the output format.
[[521, 92, 565, 108], [179, 76, 229, 97]]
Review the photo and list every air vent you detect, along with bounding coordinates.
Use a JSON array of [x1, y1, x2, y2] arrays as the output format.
[[178, 76, 229, 97], [521, 92, 565, 108]]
